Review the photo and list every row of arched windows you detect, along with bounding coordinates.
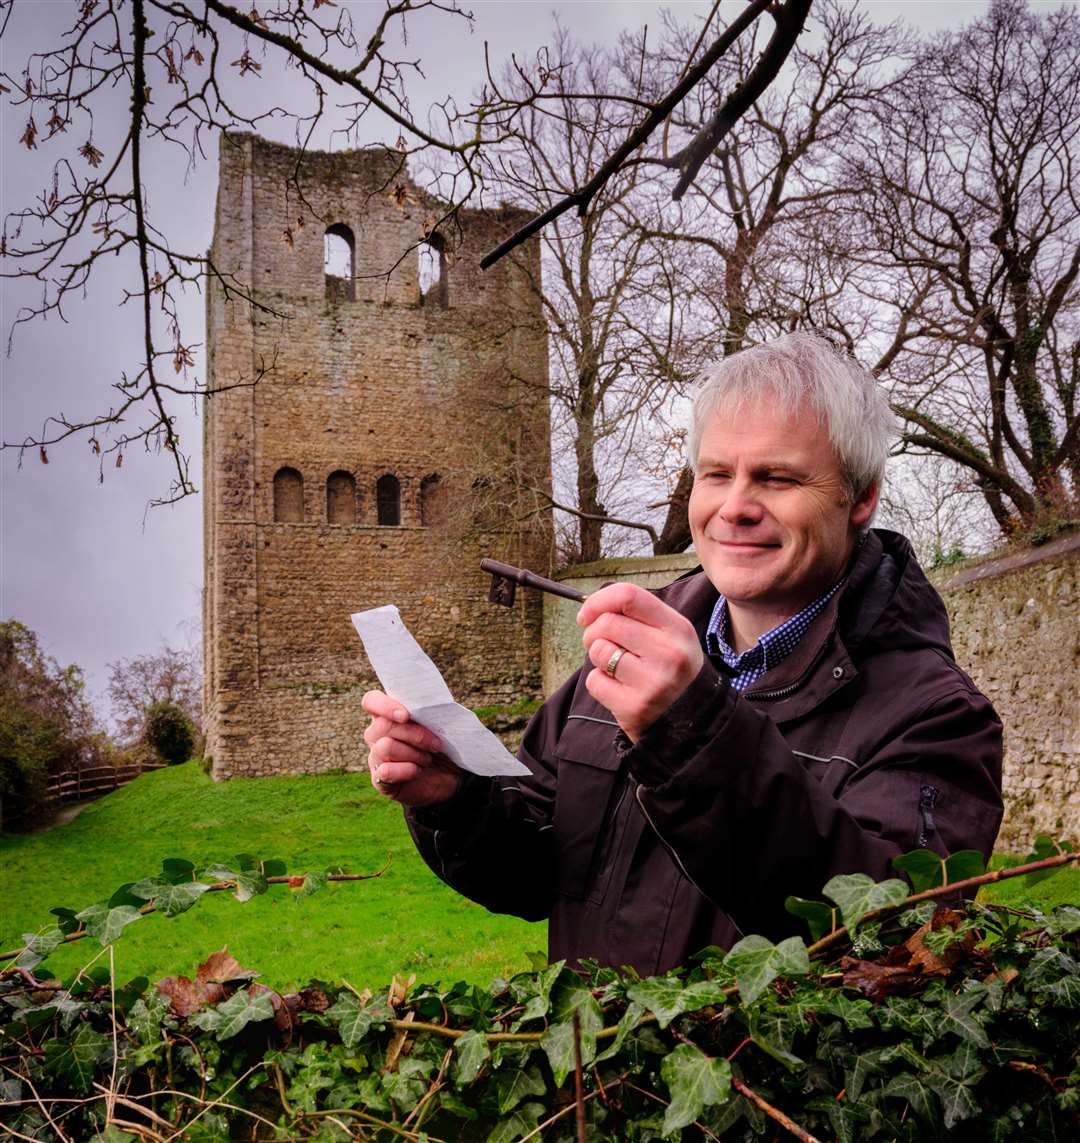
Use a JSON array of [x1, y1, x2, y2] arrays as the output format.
[[323, 224, 448, 307], [272, 467, 445, 526]]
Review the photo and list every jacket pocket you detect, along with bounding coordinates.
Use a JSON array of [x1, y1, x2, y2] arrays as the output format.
[[551, 715, 625, 905]]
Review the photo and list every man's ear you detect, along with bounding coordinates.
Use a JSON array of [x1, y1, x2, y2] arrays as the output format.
[[849, 480, 879, 528]]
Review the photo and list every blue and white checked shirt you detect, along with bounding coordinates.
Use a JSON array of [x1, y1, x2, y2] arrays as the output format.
[[705, 581, 841, 692]]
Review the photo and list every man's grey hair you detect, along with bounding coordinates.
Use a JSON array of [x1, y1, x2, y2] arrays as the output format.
[[688, 332, 897, 500]]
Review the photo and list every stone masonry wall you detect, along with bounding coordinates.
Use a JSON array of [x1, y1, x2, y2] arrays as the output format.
[[204, 134, 552, 779], [929, 534, 1080, 850], [543, 539, 1080, 850]]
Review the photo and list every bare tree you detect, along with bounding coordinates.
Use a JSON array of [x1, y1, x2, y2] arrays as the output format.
[[107, 642, 202, 744], [1, 0, 810, 502], [481, 34, 712, 563], [623, 0, 904, 551], [851, 0, 1080, 537]]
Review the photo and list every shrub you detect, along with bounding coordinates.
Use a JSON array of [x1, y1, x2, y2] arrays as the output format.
[[143, 701, 196, 766]]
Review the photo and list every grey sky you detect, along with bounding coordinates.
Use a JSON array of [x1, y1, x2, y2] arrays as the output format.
[[0, 1, 1011, 719]]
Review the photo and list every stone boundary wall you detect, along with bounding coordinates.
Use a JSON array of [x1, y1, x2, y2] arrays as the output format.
[[542, 537, 1080, 852], [930, 533, 1079, 851]]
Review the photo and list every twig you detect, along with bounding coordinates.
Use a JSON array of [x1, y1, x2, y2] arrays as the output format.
[[480, 0, 776, 268], [573, 1011, 587, 1143], [732, 1076, 822, 1143], [807, 851, 1080, 958], [1, 1063, 72, 1143], [516, 1082, 620, 1143], [0, 864, 390, 964]]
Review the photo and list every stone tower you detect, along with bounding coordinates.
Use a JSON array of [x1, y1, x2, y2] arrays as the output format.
[[202, 133, 551, 780]]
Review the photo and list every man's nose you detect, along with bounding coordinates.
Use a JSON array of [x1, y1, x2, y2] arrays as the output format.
[[717, 476, 764, 525]]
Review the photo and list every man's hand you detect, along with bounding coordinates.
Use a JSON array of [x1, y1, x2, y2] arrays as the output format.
[[361, 691, 464, 807], [578, 583, 704, 742]]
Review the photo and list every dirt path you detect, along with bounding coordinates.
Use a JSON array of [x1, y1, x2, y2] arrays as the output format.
[[30, 801, 92, 832]]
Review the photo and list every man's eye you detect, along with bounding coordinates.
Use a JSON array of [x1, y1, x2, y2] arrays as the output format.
[[765, 476, 795, 486]]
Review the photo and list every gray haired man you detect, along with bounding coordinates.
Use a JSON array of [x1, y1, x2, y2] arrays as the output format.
[[363, 332, 1003, 975]]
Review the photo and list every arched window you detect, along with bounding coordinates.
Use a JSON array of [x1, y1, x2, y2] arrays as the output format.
[[376, 474, 401, 526], [326, 470, 357, 524], [324, 223, 355, 301], [420, 473, 446, 527], [273, 467, 304, 523], [418, 234, 448, 308]]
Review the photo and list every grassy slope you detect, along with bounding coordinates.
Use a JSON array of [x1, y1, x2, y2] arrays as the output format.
[[1, 764, 544, 992], [4, 765, 1075, 993]]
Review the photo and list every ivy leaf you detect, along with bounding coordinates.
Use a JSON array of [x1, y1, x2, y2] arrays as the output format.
[[549, 969, 602, 1062], [540, 1020, 577, 1087], [453, 1029, 490, 1086], [127, 989, 171, 1043], [49, 906, 81, 935], [326, 992, 376, 1048], [295, 871, 328, 900], [660, 1044, 732, 1132], [261, 858, 288, 877], [1047, 905, 1080, 936], [15, 927, 63, 971], [822, 873, 910, 930], [493, 1061, 546, 1115], [944, 850, 986, 883], [130, 878, 212, 917], [594, 999, 646, 1065], [626, 975, 690, 1029], [743, 1005, 803, 1070], [203, 863, 268, 902], [485, 1101, 544, 1143], [1021, 835, 1073, 887], [784, 895, 837, 940], [190, 986, 275, 1040], [42, 1023, 111, 1092], [725, 935, 809, 1004], [925, 1068, 980, 1128], [892, 848, 984, 893], [882, 1071, 938, 1125], [75, 903, 143, 946], [892, 849, 947, 893], [88, 1128, 137, 1143], [161, 858, 196, 884], [940, 992, 989, 1047]]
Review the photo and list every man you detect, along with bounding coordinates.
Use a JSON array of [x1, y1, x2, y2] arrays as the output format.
[[363, 333, 1004, 976]]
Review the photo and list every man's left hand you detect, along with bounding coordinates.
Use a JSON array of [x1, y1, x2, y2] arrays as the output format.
[[578, 583, 704, 742]]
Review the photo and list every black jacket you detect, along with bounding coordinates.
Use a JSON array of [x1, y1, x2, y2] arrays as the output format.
[[406, 530, 1004, 975]]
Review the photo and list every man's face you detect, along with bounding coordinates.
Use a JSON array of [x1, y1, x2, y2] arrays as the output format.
[[688, 397, 877, 618]]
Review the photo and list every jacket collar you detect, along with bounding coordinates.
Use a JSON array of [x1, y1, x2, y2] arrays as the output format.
[[660, 531, 893, 723]]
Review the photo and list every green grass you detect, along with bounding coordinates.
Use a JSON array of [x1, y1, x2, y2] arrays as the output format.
[[979, 852, 1080, 911], [5, 765, 1076, 995], [1, 763, 544, 992]]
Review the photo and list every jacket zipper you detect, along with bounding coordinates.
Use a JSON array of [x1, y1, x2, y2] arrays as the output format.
[[918, 784, 939, 847], [744, 638, 837, 701]]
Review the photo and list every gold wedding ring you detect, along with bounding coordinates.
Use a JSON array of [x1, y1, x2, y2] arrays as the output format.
[[604, 647, 626, 678]]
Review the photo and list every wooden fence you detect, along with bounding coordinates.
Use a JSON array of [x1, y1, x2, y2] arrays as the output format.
[[0, 759, 169, 831]]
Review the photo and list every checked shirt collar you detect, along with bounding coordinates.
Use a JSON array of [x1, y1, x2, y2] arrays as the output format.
[[705, 579, 842, 693]]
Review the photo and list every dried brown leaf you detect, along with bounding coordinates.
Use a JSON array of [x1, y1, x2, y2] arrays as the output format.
[[197, 948, 257, 985], [157, 974, 226, 1017]]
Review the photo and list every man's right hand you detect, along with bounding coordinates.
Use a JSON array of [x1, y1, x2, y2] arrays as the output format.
[[361, 691, 464, 807]]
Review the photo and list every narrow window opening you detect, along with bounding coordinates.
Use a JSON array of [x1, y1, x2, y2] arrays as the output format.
[[273, 467, 304, 523], [376, 474, 401, 526], [324, 223, 355, 301], [326, 470, 357, 524], [418, 234, 448, 308], [420, 473, 446, 527]]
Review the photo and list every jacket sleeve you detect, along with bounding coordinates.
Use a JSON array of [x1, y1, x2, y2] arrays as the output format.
[[626, 659, 1004, 939], [402, 674, 579, 922]]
